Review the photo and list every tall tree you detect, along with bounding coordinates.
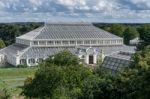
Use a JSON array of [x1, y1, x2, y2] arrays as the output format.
[[138, 24, 150, 50], [123, 26, 139, 45]]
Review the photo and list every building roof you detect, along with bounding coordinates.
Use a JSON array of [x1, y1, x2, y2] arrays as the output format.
[[19, 45, 135, 59], [0, 42, 135, 58], [0, 44, 29, 57], [75, 45, 135, 56], [16, 27, 43, 40], [20, 47, 77, 59], [102, 51, 134, 72], [17, 23, 122, 40]]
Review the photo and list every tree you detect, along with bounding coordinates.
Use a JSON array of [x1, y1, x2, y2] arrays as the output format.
[[0, 39, 5, 48], [0, 81, 10, 99], [90, 46, 150, 99], [22, 47, 150, 99], [22, 65, 65, 98], [22, 51, 94, 99], [0, 23, 42, 45], [109, 24, 126, 37], [45, 50, 79, 66], [138, 24, 150, 50], [123, 26, 139, 45], [117, 45, 150, 99]]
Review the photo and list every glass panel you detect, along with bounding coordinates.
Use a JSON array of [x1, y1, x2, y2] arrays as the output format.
[[98, 40, 103, 44], [28, 59, 35, 64], [37, 58, 43, 63], [70, 41, 76, 44], [84, 40, 90, 44], [55, 41, 61, 45], [47, 41, 54, 45], [20, 59, 27, 65], [77, 41, 83, 44], [33, 41, 38, 45], [91, 40, 97, 44], [39, 41, 46, 45], [105, 40, 110, 44], [62, 41, 69, 45]]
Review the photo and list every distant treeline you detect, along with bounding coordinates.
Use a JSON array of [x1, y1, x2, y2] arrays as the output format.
[[0, 22, 43, 46], [94, 23, 143, 37]]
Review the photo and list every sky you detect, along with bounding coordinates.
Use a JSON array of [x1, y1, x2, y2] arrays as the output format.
[[0, 0, 150, 23]]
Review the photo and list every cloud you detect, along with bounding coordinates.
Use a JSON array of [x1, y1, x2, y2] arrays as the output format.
[[0, 0, 125, 13], [0, 0, 149, 22]]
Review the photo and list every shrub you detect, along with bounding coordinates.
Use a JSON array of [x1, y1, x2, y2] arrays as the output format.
[[0, 88, 10, 99], [16, 64, 27, 68]]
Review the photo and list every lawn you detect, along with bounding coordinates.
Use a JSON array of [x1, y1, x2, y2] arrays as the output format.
[[0, 68, 37, 98]]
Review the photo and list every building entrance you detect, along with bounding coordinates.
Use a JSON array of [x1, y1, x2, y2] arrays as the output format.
[[89, 55, 94, 64]]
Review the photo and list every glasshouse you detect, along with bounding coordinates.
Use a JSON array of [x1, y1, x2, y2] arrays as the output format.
[[0, 23, 135, 71]]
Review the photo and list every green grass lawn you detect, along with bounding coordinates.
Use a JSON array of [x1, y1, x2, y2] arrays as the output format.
[[0, 68, 37, 98]]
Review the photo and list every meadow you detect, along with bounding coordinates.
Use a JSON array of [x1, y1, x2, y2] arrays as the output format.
[[0, 68, 37, 98]]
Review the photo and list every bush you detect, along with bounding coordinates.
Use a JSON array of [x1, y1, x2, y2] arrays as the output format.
[[0, 82, 10, 99], [16, 65, 27, 68], [0, 88, 10, 99]]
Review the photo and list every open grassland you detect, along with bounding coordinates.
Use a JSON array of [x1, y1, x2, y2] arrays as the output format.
[[0, 68, 37, 98]]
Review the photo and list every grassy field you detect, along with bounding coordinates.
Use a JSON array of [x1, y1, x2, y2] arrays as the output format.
[[0, 68, 37, 98]]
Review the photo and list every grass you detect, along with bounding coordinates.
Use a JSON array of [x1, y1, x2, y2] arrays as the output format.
[[0, 67, 37, 98]]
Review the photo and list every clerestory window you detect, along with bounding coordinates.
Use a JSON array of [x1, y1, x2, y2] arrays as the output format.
[[55, 41, 61, 45], [70, 41, 76, 45], [47, 41, 54, 45]]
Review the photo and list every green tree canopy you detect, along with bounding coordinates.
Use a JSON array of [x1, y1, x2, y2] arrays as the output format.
[[138, 24, 150, 50], [0, 23, 42, 45], [22, 47, 150, 99], [0, 39, 5, 49], [123, 26, 139, 45], [118, 45, 150, 99], [45, 50, 80, 66], [108, 24, 126, 37], [22, 50, 96, 99]]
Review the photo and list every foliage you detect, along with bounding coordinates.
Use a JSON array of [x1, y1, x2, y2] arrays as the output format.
[[45, 50, 80, 66], [17, 64, 27, 68], [96, 24, 140, 45], [123, 26, 139, 45], [0, 81, 10, 99], [22, 65, 65, 98], [22, 65, 96, 98], [137, 24, 150, 50], [131, 45, 150, 70], [0, 88, 10, 99], [22, 51, 95, 98], [117, 45, 150, 99], [0, 39, 5, 49], [108, 24, 126, 37], [22, 47, 150, 99], [0, 23, 42, 45]]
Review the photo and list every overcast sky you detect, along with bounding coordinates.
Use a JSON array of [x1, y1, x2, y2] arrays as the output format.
[[0, 0, 150, 23]]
